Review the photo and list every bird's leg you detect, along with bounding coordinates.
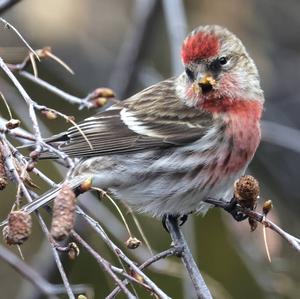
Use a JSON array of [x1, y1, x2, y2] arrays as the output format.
[[162, 214, 170, 232], [162, 215, 184, 256], [162, 213, 189, 232], [224, 198, 248, 222]]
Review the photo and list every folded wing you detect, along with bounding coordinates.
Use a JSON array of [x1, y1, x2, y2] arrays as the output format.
[[52, 79, 215, 158]]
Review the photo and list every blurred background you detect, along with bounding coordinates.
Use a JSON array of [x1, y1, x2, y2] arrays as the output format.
[[1, 0, 300, 298]]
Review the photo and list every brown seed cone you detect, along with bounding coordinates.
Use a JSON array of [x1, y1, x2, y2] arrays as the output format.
[[3, 211, 32, 245], [0, 146, 7, 190], [51, 184, 76, 241], [234, 175, 260, 209], [125, 237, 141, 249], [5, 119, 21, 130]]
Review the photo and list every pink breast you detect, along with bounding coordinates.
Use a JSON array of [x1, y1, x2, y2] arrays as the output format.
[[201, 98, 263, 174]]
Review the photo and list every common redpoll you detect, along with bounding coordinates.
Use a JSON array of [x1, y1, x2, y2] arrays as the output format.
[[15, 25, 264, 220]]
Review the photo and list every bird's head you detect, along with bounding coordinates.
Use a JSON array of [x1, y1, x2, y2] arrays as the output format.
[[177, 25, 264, 108]]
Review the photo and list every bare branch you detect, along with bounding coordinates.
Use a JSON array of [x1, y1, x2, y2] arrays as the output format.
[[165, 216, 213, 299], [71, 230, 137, 299], [107, 248, 177, 298], [76, 206, 172, 299], [0, 244, 91, 298], [204, 198, 300, 252], [0, 18, 39, 60]]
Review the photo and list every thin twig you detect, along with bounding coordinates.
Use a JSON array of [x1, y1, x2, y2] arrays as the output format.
[[0, 18, 39, 60], [71, 230, 136, 299], [0, 58, 74, 165], [19, 70, 87, 106], [76, 206, 171, 299], [204, 198, 300, 252], [107, 248, 177, 299], [0, 244, 90, 298], [0, 135, 76, 299], [0, 58, 42, 144], [0, 243, 59, 298]]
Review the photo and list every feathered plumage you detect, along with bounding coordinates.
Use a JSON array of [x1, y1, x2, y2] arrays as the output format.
[[2, 25, 265, 221], [50, 78, 215, 157]]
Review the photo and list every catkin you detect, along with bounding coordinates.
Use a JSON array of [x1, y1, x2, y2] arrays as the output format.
[[51, 184, 76, 241], [3, 211, 32, 245]]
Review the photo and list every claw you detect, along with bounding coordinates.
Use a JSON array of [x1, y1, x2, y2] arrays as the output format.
[[224, 198, 248, 222], [179, 214, 188, 226], [162, 214, 189, 232], [162, 214, 169, 232]]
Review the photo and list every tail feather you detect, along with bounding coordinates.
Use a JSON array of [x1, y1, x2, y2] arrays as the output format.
[[0, 175, 88, 227]]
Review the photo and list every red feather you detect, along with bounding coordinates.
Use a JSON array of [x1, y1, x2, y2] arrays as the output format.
[[200, 98, 262, 174], [181, 32, 220, 64]]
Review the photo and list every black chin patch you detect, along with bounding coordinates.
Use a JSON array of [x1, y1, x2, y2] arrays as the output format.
[[199, 83, 213, 94]]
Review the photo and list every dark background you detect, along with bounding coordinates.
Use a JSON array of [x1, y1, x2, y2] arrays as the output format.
[[1, 0, 300, 298]]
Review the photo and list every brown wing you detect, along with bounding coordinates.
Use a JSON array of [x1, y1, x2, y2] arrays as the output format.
[[54, 78, 215, 158]]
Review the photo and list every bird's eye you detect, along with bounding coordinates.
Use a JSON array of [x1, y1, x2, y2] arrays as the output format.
[[219, 56, 228, 65], [185, 68, 195, 81], [209, 56, 229, 73]]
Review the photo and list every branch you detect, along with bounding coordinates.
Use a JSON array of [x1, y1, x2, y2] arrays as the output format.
[[106, 248, 177, 299], [75, 207, 171, 299], [165, 216, 213, 299], [204, 198, 300, 252], [71, 230, 136, 299], [0, 18, 39, 59], [0, 135, 76, 299], [7, 51, 117, 109], [0, 244, 90, 298]]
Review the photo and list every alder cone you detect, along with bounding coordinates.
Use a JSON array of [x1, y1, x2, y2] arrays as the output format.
[[234, 175, 260, 209], [51, 184, 76, 241], [3, 211, 32, 245], [125, 237, 141, 249]]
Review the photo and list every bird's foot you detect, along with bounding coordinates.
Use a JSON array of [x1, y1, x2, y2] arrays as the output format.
[[224, 198, 248, 222], [162, 214, 189, 232]]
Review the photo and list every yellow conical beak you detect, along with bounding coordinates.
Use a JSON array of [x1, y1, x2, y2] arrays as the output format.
[[192, 75, 216, 94]]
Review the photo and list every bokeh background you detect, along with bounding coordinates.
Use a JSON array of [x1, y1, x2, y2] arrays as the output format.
[[1, 0, 300, 298]]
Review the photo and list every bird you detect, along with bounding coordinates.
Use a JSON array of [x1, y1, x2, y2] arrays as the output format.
[[14, 25, 264, 223]]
